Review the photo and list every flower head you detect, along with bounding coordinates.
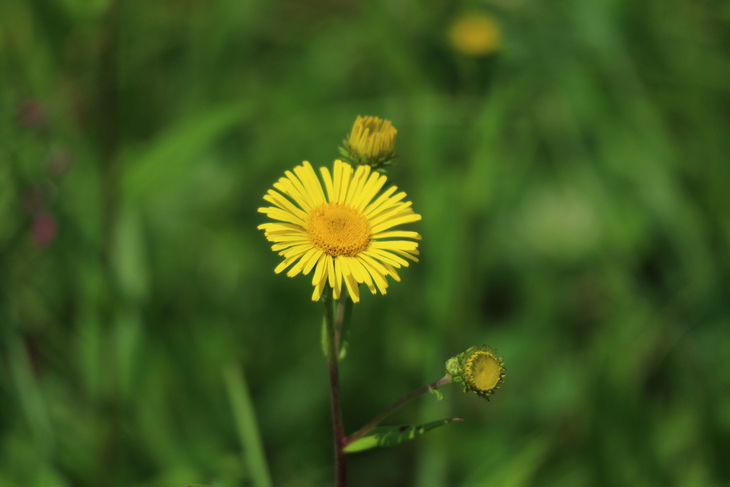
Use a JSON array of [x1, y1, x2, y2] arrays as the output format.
[[446, 345, 505, 400], [258, 160, 421, 303], [341, 115, 397, 168], [448, 13, 501, 57]]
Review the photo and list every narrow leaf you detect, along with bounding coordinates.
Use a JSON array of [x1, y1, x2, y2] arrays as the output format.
[[337, 294, 354, 360], [344, 418, 463, 453], [320, 312, 330, 358], [223, 365, 273, 487]]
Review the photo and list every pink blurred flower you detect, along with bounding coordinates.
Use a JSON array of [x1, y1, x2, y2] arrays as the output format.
[[18, 99, 47, 129], [31, 213, 57, 247]]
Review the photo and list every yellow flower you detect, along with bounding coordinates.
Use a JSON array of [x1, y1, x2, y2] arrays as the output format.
[[258, 160, 421, 303], [448, 13, 501, 57], [343, 115, 397, 167]]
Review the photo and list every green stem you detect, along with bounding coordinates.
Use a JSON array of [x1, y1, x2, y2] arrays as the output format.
[[344, 374, 453, 447], [323, 288, 347, 487]]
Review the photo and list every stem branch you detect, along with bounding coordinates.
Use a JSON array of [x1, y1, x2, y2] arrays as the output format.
[[344, 374, 453, 446]]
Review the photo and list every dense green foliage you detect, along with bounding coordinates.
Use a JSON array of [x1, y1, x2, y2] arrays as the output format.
[[2, 0, 729, 486]]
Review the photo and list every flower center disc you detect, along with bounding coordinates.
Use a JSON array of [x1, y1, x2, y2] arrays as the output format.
[[466, 352, 502, 391], [307, 203, 371, 257]]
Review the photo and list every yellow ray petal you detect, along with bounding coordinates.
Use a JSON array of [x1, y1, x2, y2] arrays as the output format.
[[363, 186, 399, 217], [370, 230, 422, 240], [345, 164, 371, 206], [258, 207, 307, 227], [294, 161, 327, 206], [320, 166, 335, 203], [351, 171, 387, 211], [370, 213, 422, 234], [263, 192, 309, 223]]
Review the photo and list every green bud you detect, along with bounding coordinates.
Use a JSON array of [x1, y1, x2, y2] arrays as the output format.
[[445, 345, 505, 400]]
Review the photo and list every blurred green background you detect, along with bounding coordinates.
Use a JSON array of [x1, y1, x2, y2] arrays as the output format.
[[2, 0, 730, 486]]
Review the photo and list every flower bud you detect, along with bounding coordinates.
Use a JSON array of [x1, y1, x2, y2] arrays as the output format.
[[340, 115, 397, 169], [446, 345, 505, 400]]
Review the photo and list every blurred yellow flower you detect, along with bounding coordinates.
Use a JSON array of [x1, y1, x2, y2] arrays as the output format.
[[344, 115, 397, 166], [258, 160, 421, 303], [448, 13, 501, 57]]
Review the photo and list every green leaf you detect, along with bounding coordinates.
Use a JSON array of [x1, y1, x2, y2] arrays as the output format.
[[320, 311, 330, 358], [320, 289, 353, 360], [223, 365, 273, 487], [343, 418, 463, 453], [336, 294, 354, 361], [430, 388, 445, 401]]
